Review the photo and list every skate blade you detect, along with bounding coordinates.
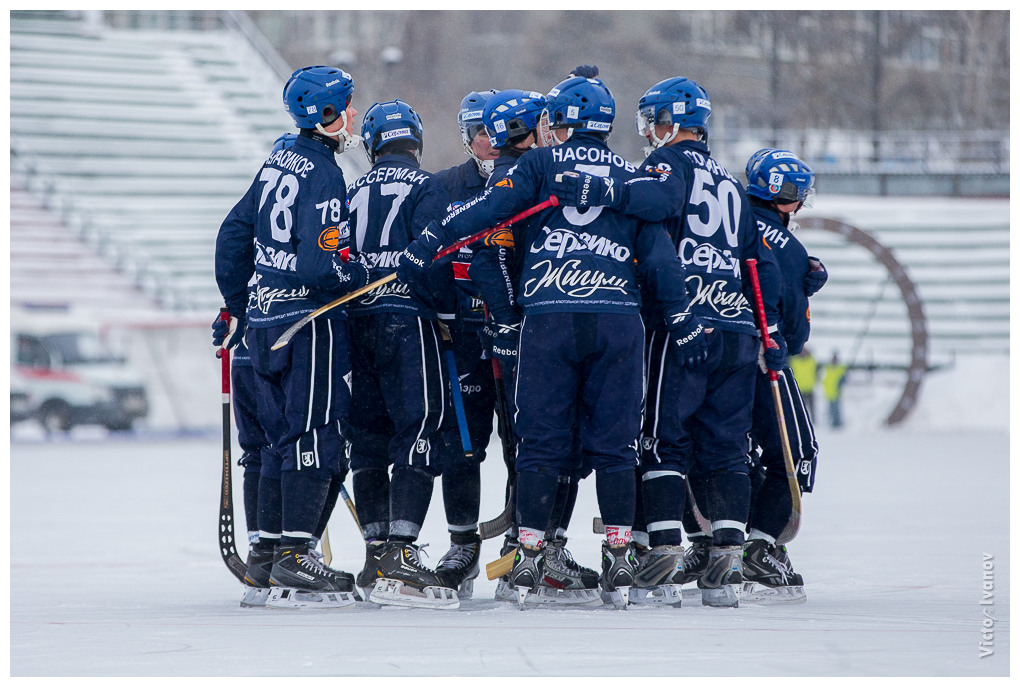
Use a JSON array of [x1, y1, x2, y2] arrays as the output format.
[[600, 586, 631, 609], [265, 587, 357, 610], [458, 576, 475, 601], [369, 578, 460, 610], [512, 585, 603, 608], [700, 583, 740, 608], [239, 587, 270, 608], [740, 582, 807, 605], [629, 584, 682, 608]]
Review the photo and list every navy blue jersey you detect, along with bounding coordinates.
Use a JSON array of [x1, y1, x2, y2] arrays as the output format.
[[750, 201, 813, 355], [346, 154, 454, 318], [433, 159, 490, 325], [635, 140, 782, 335], [434, 133, 689, 318], [215, 135, 359, 328]]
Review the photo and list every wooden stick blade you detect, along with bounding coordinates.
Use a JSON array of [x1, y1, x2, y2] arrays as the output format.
[[485, 549, 517, 580]]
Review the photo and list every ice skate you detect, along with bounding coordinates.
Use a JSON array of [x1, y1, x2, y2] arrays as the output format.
[[355, 540, 386, 601], [630, 544, 685, 608], [369, 542, 460, 610], [698, 545, 743, 608], [507, 545, 544, 610], [436, 533, 482, 600], [533, 538, 602, 607], [240, 545, 274, 608], [680, 537, 710, 585], [599, 543, 638, 609], [266, 543, 358, 610], [741, 539, 806, 605]]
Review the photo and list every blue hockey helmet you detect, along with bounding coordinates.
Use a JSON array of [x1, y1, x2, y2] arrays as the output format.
[[745, 148, 816, 208], [360, 99, 424, 165], [283, 66, 354, 130], [458, 89, 499, 176], [636, 77, 711, 148], [458, 89, 499, 146], [542, 76, 615, 142], [482, 89, 547, 149], [271, 133, 298, 154]]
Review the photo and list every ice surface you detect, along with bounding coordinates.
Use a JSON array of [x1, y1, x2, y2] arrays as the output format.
[[8, 353, 1010, 676]]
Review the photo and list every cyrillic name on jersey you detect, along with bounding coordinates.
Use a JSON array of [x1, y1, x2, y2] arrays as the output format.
[[551, 146, 636, 172]]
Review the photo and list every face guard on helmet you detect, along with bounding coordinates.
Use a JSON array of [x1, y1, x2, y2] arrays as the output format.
[[360, 99, 424, 166], [635, 76, 711, 149], [458, 89, 498, 176], [745, 148, 816, 210], [283, 65, 361, 152], [538, 76, 615, 147], [482, 89, 547, 149]]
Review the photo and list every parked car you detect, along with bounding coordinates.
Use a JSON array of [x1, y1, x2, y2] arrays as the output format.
[[11, 312, 149, 433]]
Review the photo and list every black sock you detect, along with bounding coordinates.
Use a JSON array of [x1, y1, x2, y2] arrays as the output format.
[[280, 471, 330, 547]]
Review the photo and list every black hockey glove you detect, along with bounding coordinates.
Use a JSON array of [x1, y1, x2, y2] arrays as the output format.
[[569, 64, 599, 79], [758, 329, 788, 373], [550, 171, 624, 210], [396, 223, 444, 284], [483, 319, 521, 371], [334, 257, 370, 293], [804, 257, 828, 296], [212, 311, 246, 350], [667, 311, 709, 368], [796, 454, 817, 494]]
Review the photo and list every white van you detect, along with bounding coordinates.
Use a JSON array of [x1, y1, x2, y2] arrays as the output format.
[[11, 311, 149, 433]]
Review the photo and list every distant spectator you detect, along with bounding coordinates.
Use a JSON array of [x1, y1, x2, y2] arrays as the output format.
[[790, 348, 819, 419], [822, 352, 849, 428]]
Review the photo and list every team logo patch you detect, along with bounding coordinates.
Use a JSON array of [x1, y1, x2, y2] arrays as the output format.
[[484, 228, 515, 248], [301, 451, 315, 467], [416, 439, 428, 453], [641, 437, 655, 451], [495, 177, 513, 188], [318, 226, 341, 251]]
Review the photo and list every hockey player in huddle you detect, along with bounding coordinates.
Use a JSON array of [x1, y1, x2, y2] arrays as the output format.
[[214, 66, 371, 609], [628, 77, 785, 608], [468, 84, 601, 604], [742, 148, 826, 603], [429, 90, 500, 597], [551, 76, 785, 607], [344, 99, 461, 609], [398, 74, 696, 609]]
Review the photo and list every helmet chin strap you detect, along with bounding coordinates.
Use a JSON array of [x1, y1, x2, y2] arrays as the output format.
[[649, 123, 680, 149], [462, 139, 494, 178], [316, 110, 362, 152]]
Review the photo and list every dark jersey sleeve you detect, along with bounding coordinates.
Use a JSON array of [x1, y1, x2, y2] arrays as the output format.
[[467, 244, 520, 323], [739, 210, 783, 329], [293, 168, 353, 293], [634, 221, 692, 328], [215, 177, 258, 315]]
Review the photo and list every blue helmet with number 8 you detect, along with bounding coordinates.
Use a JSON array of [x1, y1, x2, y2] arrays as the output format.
[[745, 148, 816, 208], [361, 99, 424, 165]]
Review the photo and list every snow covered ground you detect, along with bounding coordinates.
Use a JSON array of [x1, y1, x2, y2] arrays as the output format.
[[8, 352, 1010, 677]]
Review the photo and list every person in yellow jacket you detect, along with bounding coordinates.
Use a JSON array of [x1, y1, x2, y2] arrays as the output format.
[[789, 348, 819, 419], [822, 352, 849, 428]]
